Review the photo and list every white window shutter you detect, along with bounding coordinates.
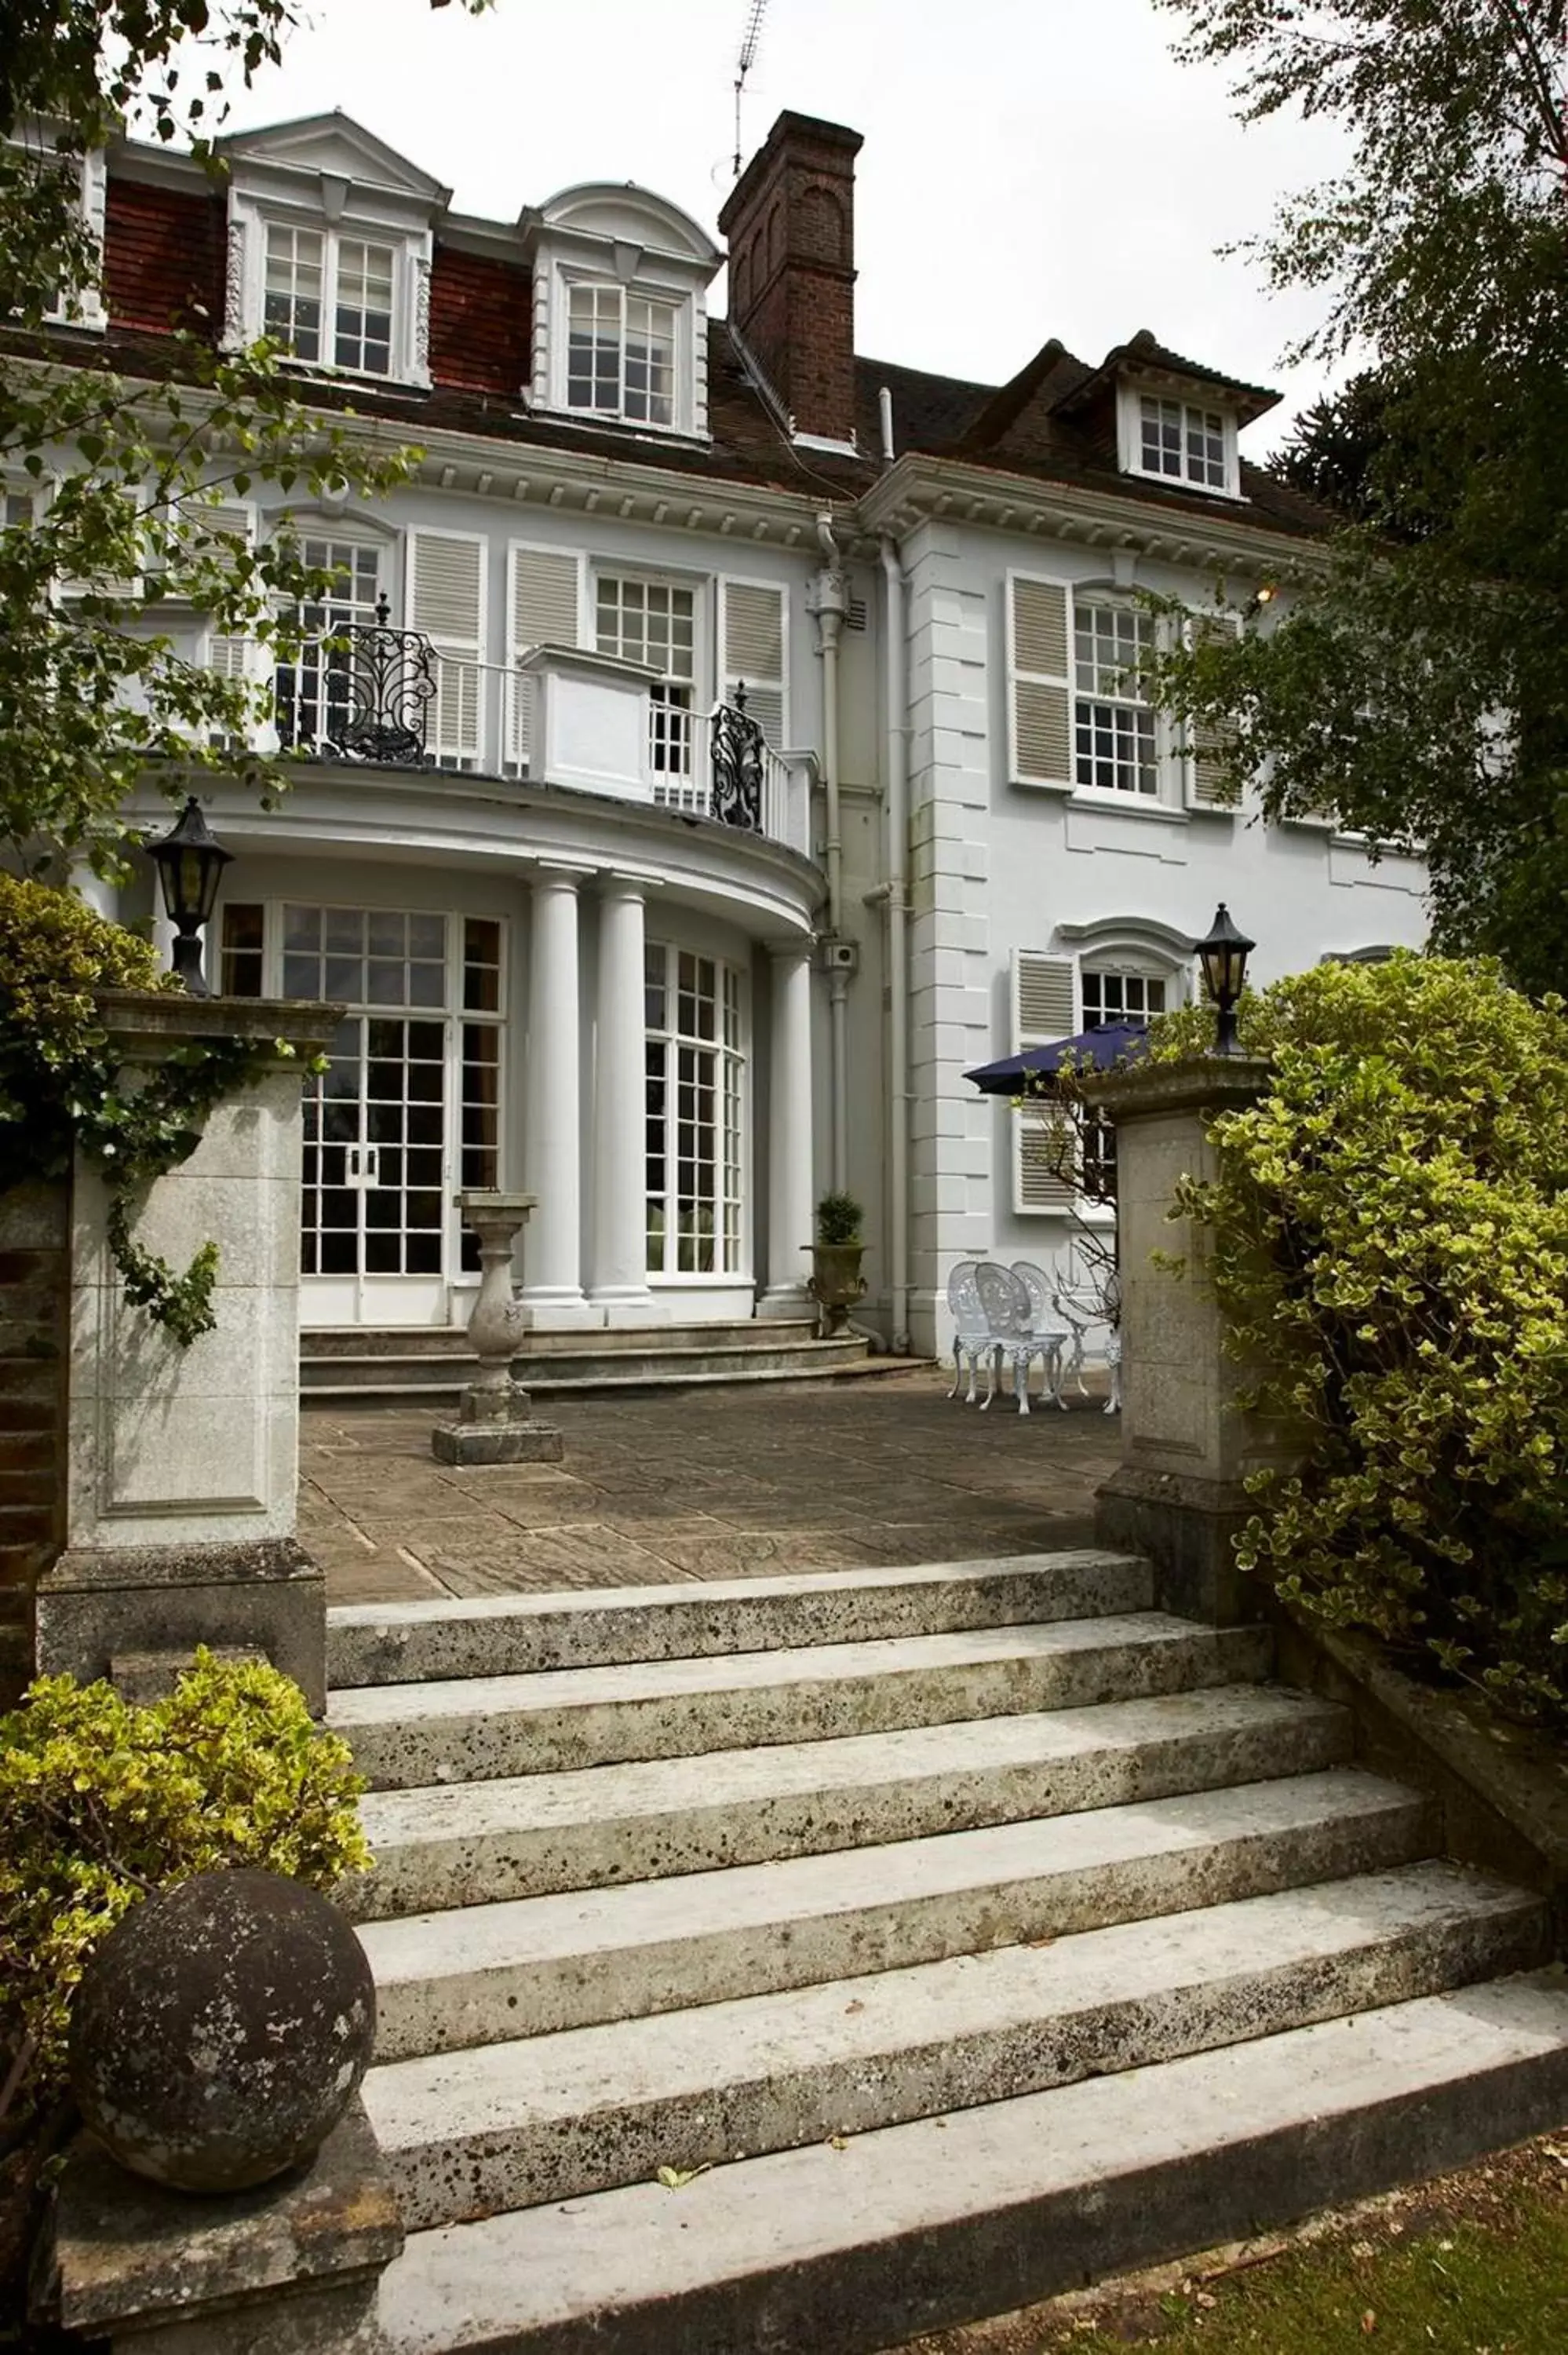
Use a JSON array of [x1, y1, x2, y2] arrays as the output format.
[[507, 542, 584, 769], [717, 576, 787, 750], [1185, 609, 1243, 809], [1011, 949, 1078, 1214], [1008, 574, 1074, 789], [194, 503, 258, 697], [410, 529, 485, 768]]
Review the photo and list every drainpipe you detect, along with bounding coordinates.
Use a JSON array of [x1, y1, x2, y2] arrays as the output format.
[[880, 532, 912, 1355], [810, 512, 851, 1196]]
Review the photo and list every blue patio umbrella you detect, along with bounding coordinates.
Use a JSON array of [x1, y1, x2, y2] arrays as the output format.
[[964, 1017, 1153, 1096]]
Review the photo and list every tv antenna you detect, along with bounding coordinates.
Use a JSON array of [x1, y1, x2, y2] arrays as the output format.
[[732, 0, 770, 179]]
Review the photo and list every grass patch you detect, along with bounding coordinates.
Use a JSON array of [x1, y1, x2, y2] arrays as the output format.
[[1068, 2185, 1568, 2350], [894, 2139, 1568, 2355]]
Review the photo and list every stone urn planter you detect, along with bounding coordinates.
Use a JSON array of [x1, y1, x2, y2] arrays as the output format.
[[432, 1191, 563, 1466], [806, 1191, 868, 1337]]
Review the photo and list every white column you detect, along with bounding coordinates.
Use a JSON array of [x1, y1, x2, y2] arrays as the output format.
[[588, 879, 661, 1324], [518, 871, 595, 1328], [757, 943, 816, 1318]]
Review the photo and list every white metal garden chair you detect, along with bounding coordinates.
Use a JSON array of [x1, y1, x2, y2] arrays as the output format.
[[1009, 1261, 1071, 1411], [946, 1260, 994, 1403], [973, 1261, 1056, 1416]]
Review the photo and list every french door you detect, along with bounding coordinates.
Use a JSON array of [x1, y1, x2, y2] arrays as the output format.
[[304, 1006, 450, 1324], [221, 900, 503, 1326]]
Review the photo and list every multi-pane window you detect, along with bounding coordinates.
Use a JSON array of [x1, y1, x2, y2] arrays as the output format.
[[1074, 603, 1157, 796], [264, 225, 324, 360], [596, 574, 698, 801], [220, 903, 265, 998], [215, 904, 505, 1284], [459, 919, 503, 1272], [567, 283, 677, 426], [1081, 969, 1169, 1028], [644, 944, 745, 1276], [289, 907, 447, 1280], [263, 223, 396, 376], [1140, 396, 1229, 491], [333, 239, 394, 375], [1081, 967, 1171, 1196], [275, 539, 383, 756]]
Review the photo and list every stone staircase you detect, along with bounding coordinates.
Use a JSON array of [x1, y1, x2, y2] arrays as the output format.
[[326, 1553, 1568, 2355], [300, 1316, 877, 1406]]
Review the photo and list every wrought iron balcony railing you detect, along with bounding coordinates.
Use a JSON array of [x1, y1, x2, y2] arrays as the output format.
[[275, 599, 439, 768], [266, 614, 806, 849]]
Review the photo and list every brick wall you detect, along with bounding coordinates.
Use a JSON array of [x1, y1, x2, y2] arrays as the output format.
[[720, 111, 862, 446], [430, 246, 531, 395], [0, 1181, 69, 1707], [104, 179, 226, 336]]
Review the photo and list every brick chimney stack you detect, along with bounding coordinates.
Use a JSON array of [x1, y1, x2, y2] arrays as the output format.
[[719, 111, 863, 448]]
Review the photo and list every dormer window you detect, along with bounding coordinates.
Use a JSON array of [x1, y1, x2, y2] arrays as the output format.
[[218, 114, 452, 391], [567, 283, 676, 425], [527, 182, 721, 441], [1118, 382, 1241, 498]]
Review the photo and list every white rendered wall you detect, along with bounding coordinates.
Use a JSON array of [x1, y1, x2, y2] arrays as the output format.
[[891, 520, 1428, 1362]]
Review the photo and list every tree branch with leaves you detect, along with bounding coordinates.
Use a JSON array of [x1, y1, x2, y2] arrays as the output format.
[[1149, 0, 1568, 995], [0, 0, 490, 878]]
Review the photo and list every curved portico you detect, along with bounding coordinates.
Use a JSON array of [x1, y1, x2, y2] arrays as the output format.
[[121, 754, 822, 1337]]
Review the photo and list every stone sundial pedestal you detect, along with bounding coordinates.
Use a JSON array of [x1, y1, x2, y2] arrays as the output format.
[[432, 1192, 565, 1466]]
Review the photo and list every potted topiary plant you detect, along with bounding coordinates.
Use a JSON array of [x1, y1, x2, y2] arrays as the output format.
[[808, 1191, 869, 1334]]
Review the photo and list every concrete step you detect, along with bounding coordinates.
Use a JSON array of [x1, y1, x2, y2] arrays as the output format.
[[330, 1616, 1274, 1791], [373, 1970, 1568, 2355], [303, 1319, 820, 1360], [326, 1553, 1155, 1690], [347, 1682, 1349, 1920], [301, 1334, 873, 1404], [366, 1862, 1544, 2230], [359, 1767, 1434, 2062]]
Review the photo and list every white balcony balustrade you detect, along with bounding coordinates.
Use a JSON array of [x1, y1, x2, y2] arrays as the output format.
[[166, 615, 814, 856]]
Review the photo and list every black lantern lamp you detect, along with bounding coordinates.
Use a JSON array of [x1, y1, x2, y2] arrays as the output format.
[[146, 797, 232, 995], [1194, 902, 1255, 1056]]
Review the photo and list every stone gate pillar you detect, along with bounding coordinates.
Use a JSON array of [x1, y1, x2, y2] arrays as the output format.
[[31, 988, 338, 1710], [1086, 1056, 1300, 1625]]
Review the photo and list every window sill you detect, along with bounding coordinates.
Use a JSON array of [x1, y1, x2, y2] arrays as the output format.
[[1068, 788, 1189, 825], [1124, 466, 1245, 503], [276, 360, 432, 400], [523, 404, 711, 451]]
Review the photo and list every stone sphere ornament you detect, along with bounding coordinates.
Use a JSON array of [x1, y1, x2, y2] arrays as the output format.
[[68, 1868, 376, 2194]]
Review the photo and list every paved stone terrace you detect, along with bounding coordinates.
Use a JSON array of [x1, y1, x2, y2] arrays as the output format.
[[301, 1367, 1124, 1605]]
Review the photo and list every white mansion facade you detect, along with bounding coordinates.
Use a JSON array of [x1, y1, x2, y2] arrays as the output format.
[[50, 106, 1425, 1358]]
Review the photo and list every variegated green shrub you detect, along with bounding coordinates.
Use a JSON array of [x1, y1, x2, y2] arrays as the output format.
[[0, 1651, 370, 2116], [1150, 955, 1568, 1726]]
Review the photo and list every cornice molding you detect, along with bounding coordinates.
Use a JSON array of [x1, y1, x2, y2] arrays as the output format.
[[851, 454, 1326, 578]]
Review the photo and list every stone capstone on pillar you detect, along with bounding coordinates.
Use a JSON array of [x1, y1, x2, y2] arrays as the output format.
[[36, 2097, 402, 2355], [1085, 1056, 1299, 1625], [432, 1192, 563, 1466]]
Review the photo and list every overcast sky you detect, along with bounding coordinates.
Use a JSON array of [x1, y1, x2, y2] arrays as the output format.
[[218, 0, 1351, 455]]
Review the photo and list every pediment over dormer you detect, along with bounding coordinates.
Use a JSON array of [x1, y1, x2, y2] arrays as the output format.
[[216, 111, 452, 214], [534, 183, 720, 276]]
